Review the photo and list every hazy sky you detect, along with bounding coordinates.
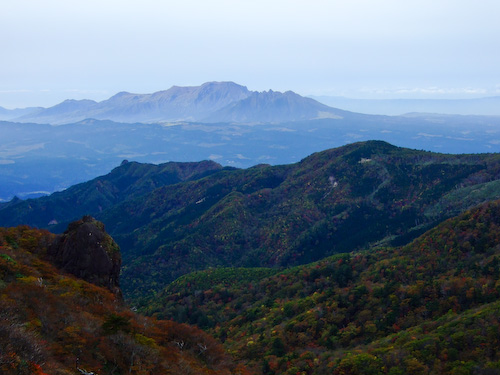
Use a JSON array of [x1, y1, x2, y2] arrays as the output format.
[[1, 0, 500, 108]]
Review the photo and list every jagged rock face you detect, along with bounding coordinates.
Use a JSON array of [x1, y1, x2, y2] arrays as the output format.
[[48, 216, 121, 295]]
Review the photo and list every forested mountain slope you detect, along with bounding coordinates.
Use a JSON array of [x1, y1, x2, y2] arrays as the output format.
[[99, 141, 500, 299], [148, 199, 500, 374], [0, 222, 246, 375], [0, 159, 223, 230], [2, 140, 500, 304]]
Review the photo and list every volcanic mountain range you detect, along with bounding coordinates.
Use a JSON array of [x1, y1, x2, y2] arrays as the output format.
[[2, 82, 348, 125]]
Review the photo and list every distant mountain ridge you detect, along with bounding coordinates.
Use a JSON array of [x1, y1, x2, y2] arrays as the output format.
[[0, 105, 43, 120], [12, 82, 346, 124], [4, 84, 500, 124], [2, 107, 500, 202]]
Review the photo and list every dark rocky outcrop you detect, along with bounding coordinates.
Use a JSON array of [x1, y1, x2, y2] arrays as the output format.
[[48, 215, 121, 295]]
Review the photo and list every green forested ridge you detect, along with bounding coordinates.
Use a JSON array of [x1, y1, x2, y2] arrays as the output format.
[[147, 199, 500, 374], [103, 141, 500, 300], [0, 159, 223, 230], [2, 141, 500, 303]]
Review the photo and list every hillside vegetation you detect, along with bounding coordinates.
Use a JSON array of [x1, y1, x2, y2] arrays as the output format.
[[147, 199, 500, 374], [0, 224, 247, 375]]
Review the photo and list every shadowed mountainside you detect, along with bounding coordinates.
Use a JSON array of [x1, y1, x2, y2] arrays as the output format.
[[3, 142, 500, 374], [0, 159, 224, 229]]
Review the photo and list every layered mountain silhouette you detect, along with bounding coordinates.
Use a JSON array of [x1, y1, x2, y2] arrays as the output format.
[[3, 140, 500, 301], [2, 106, 500, 202], [13, 82, 347, 124]]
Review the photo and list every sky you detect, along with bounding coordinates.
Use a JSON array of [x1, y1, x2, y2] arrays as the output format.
[[1, 0, 500, 108]]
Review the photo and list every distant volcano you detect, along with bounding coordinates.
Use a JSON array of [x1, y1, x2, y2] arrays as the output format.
[[13, 82, 347, 124]]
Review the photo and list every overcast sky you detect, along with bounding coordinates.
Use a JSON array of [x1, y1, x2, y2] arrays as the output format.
[[1, 0, 500, 108]]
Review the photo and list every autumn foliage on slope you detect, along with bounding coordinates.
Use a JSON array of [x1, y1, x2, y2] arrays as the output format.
[[0, 225, 248, 375], [152, 199, 500, 374]]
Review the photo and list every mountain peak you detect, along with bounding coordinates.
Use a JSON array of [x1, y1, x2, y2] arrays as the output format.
[[200, 81, 248, 89], [110, 91, 133, 98], [11, 82, 343, 124]]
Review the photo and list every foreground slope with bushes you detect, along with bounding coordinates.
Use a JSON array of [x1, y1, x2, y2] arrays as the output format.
[[0, 222, 246, 375], [149, 199, 500, 374]]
